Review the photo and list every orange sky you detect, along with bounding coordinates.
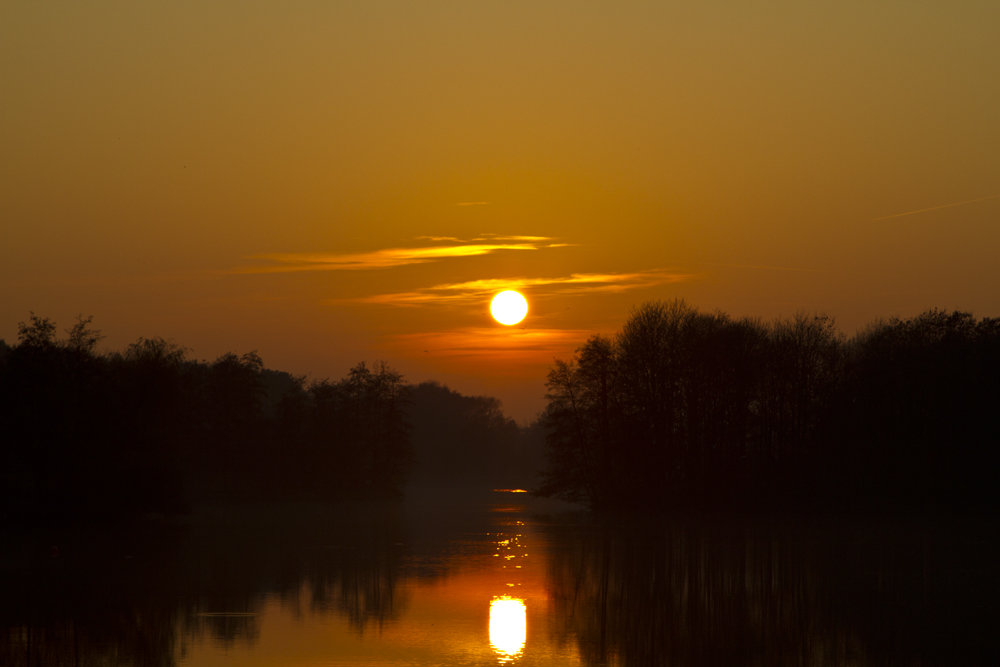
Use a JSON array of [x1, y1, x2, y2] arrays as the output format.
[[3, 2, 999, 421]]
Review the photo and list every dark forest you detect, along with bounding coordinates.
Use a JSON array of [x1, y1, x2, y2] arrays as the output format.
[[0, 314, 530, 525], [537, 300, 1000, 515], [3, 302, 998, 525]]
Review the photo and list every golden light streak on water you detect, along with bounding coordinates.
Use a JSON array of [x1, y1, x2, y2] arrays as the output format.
[[489, 596, 526, 663]]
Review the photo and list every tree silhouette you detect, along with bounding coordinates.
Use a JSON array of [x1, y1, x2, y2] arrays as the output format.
[[538, 301, 999, 515], [16, 312, 57, 348], [0, 313, 421, 521]]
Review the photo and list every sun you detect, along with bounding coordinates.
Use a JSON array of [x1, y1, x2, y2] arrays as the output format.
[[490, 291, 528, 325]]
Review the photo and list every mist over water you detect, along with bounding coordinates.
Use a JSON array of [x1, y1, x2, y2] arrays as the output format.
[[2, 488, 997, 667]]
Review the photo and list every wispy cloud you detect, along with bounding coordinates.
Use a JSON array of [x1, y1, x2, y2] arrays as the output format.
[[482, 234, 553, 242], [872, 194, 1000, 221], [236, 238, 566, 273], [391, 327, 590, 354], [415, 235, 554, 243], [385, 327, 595, 373], [350, 269, 695, 306], [456, 201, 490, 206]]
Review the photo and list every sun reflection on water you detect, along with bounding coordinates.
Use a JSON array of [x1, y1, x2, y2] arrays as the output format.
[[489, 596, 526, 663]]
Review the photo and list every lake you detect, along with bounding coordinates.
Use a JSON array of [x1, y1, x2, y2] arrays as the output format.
[[2, 488, 997, 666]]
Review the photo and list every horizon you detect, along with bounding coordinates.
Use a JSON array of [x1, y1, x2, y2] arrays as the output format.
[[3, 2, 999, 423]]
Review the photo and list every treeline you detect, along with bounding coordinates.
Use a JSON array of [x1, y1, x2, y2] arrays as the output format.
[[0, 314, 411, 522], [538, 300, 1000, 514], [408, 381, 542, 490]]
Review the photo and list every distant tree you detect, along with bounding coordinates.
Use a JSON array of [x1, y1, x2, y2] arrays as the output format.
[[537, 359, 593, 503], [615, 300, 698, 494], [16, 312, 57, 348], [123, 336, 188, 365], [65, 314, 105, 353], [406, 382, 526, 489], [338, 361, 412, 498], [755, 313, 842, 469]]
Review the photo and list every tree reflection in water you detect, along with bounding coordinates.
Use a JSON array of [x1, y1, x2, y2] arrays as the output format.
[[0, 521, 187, 667], [4, 502, 997, 667], [544, 515, 999, 667], [0, 503, 411, 667]]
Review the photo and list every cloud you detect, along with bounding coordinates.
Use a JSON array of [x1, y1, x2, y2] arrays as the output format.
[[384, 327, 595, 373], [484, 235, 553, 242], [872, 193, 1000, 221], [391, 327, 590, 354], [236, 239, 565, 273], [415, 235, 557, 243], [350, 269, 695, 306], [456, 201, 490, 206]]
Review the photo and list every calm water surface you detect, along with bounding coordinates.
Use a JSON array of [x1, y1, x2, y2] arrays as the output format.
[[178, 489, 584, 667], [3, 489, 998, 666]]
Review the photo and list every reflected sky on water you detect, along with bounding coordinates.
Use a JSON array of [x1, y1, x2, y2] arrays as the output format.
[[170, 489, 581, 667], [2, 490, 998, 667]]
